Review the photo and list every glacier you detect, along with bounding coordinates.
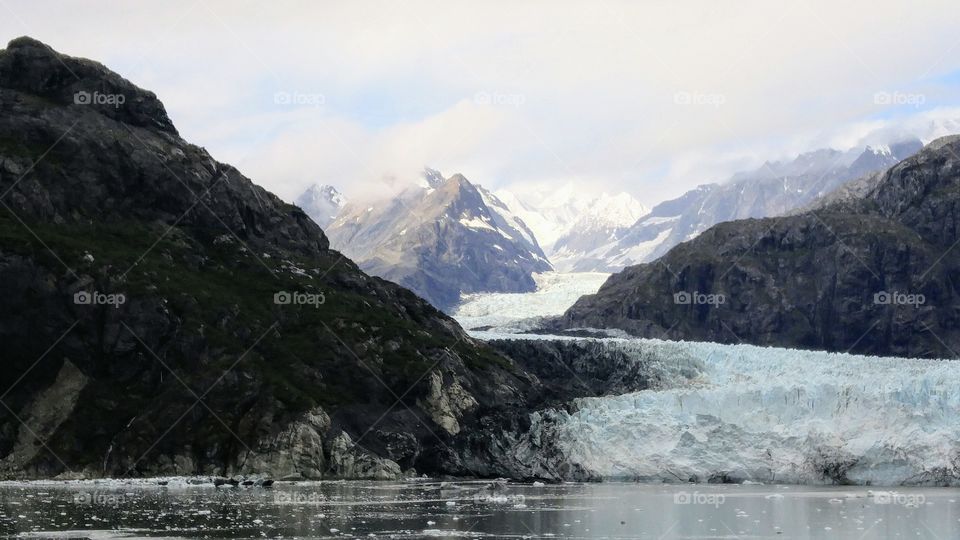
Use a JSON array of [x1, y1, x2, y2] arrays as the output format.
[[478, 333, 960, 486], [452, 271, 609, 331]]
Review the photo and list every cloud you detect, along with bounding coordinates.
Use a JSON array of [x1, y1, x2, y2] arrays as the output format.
[[2, 0, 960, 206]]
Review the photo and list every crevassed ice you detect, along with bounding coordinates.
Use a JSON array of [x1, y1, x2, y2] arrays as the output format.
[[511, 335, 960, 486]]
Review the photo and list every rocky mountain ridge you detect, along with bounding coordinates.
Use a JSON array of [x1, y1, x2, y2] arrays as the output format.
[[583, 140, 924, 270], [555, 136, 960, 358], [325, 169, 552, 311], [0, 36, 542, 480]]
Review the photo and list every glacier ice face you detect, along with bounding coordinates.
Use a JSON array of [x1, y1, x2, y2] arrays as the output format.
[[495, 335, 960, 486], [452, 271, 609, 332]]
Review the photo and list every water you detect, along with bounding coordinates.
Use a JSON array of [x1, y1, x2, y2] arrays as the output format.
[[2, 480, 957, 539]]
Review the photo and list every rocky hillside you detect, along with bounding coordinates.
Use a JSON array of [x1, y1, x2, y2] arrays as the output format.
[[326, 169, 552, 311], [0, 37, 539, 480], [594, 141, 923, 269], [556, 137, 960, 358]]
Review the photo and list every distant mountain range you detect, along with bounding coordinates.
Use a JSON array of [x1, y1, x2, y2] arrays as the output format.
[[494, 186, 648, 272], [556, 136, 960, 358], [571, 140, 924, 270], [324, 169, 552, 310], [300, 139, 926, 308]]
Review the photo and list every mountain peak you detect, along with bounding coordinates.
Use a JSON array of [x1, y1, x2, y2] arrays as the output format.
[[326, 170, 550, 309], [421, 167, 446, 189], [864, 144, 892, 156], [302, 183, 343, 200], [295, 183, 347, 227], [0, 36, 177, 134], [445, 173, 471, 186], [7, 36, 49, 51]]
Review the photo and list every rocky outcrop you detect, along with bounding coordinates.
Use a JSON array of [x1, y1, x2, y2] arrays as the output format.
[[440, 338, 666, 481], [326, 431, 402, 480], [556, 137, 960, 358], [239, 407, 331, 480], [417, 371, 478, 436], [0, 37, 537, 480], [486, 339, 658, 400], [0, 360, 88, 472]]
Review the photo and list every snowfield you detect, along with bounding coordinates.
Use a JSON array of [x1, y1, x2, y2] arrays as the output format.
[[451, 271, 609, 331], [479, 333, 960, 486]]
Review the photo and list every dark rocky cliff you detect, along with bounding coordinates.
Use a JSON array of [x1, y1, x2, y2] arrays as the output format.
[[0, 37, 537, 480]]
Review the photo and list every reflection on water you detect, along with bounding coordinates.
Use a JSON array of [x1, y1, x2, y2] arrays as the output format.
[[1, 479, 957, 539]]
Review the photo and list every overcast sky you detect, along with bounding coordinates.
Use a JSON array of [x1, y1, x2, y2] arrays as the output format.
[[3, 0, 960, 206]]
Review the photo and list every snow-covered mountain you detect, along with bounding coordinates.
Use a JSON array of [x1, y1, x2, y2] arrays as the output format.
[[294, 183, 346, 227], [495, 184, 648, 271], [589, 139, 923, 269], [549, 192, 649, 271], [493, 184, 585, 250], [325, 168, 552, 310]]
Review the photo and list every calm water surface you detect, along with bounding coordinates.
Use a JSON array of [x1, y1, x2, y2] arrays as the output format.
[[1, 480, 957, 539]]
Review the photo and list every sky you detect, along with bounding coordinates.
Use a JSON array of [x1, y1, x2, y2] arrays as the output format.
[[2, 0, 960, 207]]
